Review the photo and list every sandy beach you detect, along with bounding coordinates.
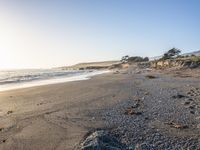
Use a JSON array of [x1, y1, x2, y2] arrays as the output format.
[[0, 68, 200, 149], [1, 0, 200, 149]]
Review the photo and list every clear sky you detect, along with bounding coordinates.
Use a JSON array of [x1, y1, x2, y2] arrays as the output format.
[[0, 0, 199, 69]]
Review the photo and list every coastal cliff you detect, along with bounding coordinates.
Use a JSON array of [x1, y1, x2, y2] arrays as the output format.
[[150, 57, 200, 69]]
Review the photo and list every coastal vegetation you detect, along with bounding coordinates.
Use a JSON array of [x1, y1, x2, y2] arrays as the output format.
[[161, 48, 181, 60], [121, 55, 149, 63], [150, 48, 200, 69]]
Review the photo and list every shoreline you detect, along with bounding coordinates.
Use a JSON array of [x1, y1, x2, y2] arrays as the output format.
[[0, 70, 110, 92], [0, 71, 118, 150]]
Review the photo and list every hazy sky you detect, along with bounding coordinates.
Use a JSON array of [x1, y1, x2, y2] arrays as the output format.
[[0, 0, 199, 69]]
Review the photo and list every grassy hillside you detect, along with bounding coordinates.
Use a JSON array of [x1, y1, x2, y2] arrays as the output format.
[[61, 60, 120, 70]]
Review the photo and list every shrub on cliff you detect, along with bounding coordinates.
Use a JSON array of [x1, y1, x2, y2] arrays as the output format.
[[162, 48, 181, 60], [121, 56, 149, 63], [143, 57, 149, 61]]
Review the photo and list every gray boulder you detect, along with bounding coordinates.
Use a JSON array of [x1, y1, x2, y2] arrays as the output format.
[[80, 130, 126, 150]]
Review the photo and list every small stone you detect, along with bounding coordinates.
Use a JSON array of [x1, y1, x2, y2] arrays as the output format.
[[172, 94, 186, 99], [189, 105, 195, 109], [190, 89, 195, 93], [140, 142, 148, 149], [197, 124, 200, 129], [190, 111, 195, 114], [128, 145, 134, 150], [139, 137, 143, 140], [184, 101, 190, 105], [134, 144, 141, 150], [135, 112, 142, 115], [131, 103, 140, 108], [145, 75, 157, 79], [7, 110, 13, 114]]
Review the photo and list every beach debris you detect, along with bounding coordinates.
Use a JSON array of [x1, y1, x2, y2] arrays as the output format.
[[164, 121, 188, 129], [2, 139, 6, 143], [131, 103, 140, 108], [7, 110, 13, 115], [134, 97, 141, 102], [37, 102, 43, 106], [124, 107, 142, 115], [189, 105, 195, 109], [188, 98, 194, 101], [184, 101, 190, 105], [145, 75, 157, 79], [190, 110, 195, 114], [79, 130, 126, 150], [0, 128, 4, 132], [172, 94, 186, 99], [124, 108, 135, 115]]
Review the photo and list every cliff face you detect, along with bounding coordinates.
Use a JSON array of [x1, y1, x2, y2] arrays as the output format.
[[150, 59, 200, 69]]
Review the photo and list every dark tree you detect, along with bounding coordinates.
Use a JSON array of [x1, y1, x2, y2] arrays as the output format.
[[121, 55, 149, 63], [127, 56, 143, 62], [162, 48, 181, 59], [121, 55, 129, 63], [143, 57, 149, 62]]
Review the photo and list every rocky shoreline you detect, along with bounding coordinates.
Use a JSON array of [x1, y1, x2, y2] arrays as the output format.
[[79, 68, 200, 149]]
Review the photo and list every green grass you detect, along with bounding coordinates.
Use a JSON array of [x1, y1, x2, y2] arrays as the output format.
[[176, 56, 200, 62], [190, 56, 200, 62]]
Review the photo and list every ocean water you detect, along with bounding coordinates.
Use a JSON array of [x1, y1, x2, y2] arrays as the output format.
[[0, 69, 109, 92]]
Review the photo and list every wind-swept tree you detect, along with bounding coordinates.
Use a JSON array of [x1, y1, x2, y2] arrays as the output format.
[[162, 48, 181, 59], [121, 55, 129, 63]]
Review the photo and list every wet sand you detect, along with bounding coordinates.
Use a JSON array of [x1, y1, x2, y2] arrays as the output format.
[[0, 72, 126, 150], [0, 68, 200, 149]]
